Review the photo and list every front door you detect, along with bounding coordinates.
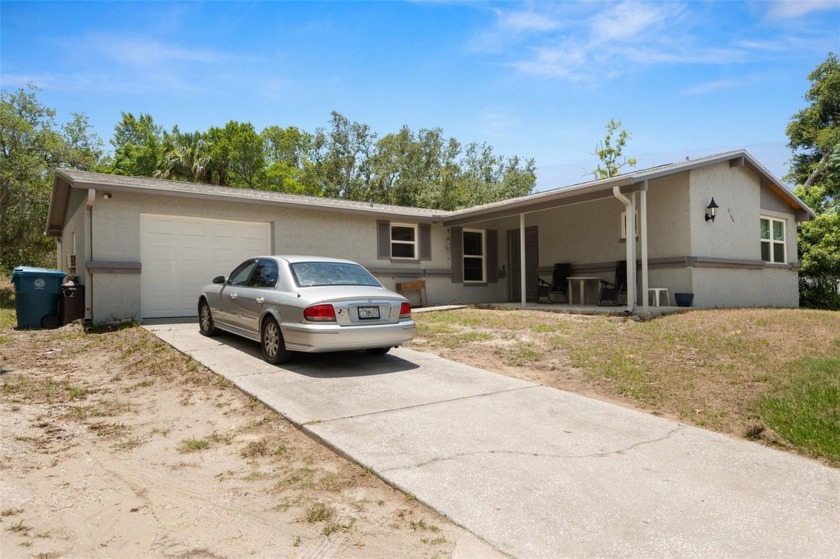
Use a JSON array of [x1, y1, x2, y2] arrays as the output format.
[[507, 226, 539, 302]]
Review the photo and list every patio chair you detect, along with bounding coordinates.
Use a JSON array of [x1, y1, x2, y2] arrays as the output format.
[[535, 263, 571, 304], [597, 260, 627, 306]]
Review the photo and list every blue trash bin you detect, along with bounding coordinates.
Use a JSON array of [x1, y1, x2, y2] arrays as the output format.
[[11, 266, 67, 329]]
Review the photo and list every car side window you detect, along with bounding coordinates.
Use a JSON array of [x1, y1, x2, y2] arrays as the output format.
[[247, 259, 279, 288], [228, 260, 258, 287]]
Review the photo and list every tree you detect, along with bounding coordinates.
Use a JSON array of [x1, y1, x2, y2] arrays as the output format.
[[110, 113, 164, 177], [206, 121, 266, 188], [786, 53, 840, 309], [261, 125, 317, 194], [157, 127, 210, 182], [61, 113, 105, 171], [0, 85, 103, 271], [308, 111, 376, 201], [592, 118, 636, 179]]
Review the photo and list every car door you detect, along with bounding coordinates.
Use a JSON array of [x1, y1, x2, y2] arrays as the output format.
[[215, 259, 258, 330], [236, 258, 279, 336]]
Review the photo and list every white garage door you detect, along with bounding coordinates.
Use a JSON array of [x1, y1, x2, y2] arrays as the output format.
[[140, 214, 271, 319]]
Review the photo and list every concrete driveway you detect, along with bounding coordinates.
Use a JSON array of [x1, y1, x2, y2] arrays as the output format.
[[145, 322, 840, 559]]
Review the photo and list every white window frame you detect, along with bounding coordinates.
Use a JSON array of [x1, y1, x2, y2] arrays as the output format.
[[390, 223, 418, 260], [462, 229, 486, 283], [620, 211, 639, 240], [760, 216, 786, 264]]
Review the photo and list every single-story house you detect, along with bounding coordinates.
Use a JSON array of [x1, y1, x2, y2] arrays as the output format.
[[46, 149, 813, 324]]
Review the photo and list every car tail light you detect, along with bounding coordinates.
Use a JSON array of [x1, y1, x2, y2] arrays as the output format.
[[399, 302, 412, 320], [304, 304, 336, 322]]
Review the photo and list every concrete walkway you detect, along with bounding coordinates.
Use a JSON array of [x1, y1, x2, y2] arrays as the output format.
[[145, 323, 840, 559]]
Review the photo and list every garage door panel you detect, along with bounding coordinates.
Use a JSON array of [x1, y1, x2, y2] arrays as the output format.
[[141, 215, 271, 319]]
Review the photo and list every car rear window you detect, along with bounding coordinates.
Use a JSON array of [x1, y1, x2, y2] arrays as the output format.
[[290, 262, 382, 287]]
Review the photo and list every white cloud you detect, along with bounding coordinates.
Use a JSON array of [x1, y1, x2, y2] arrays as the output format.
[[496, 8, 561, 33], [683, 79, 742, 95], [86, 34, 238, 68], [764, 0, 840, 19], [590, 1, 676, 43]]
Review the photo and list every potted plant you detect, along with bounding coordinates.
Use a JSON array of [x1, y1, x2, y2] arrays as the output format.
[[674, 292, 694, 307]]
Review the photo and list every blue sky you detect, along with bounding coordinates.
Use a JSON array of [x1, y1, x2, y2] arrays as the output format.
[[2, 0, 838, 190]]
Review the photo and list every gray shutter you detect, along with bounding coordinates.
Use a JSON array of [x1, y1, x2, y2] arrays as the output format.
[[450, 227, 463, 283], [419, 223, 431, 261], [377, 221, 390, 260], [486, 229, 498, 283]]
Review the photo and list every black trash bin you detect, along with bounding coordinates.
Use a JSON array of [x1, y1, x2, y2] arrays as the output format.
[[10, 266, 66, 329], [60, 283, 85, 325]]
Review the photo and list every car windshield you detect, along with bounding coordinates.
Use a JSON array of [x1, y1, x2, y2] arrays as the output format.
[[291, 262, 382, 288]]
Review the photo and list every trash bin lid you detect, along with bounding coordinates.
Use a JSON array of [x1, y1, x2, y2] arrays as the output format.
[[11, 266, 67, 287], [12, 266, 67, 277]]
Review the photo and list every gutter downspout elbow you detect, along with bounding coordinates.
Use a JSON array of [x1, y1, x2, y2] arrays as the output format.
[[612, 186, 636, 314]]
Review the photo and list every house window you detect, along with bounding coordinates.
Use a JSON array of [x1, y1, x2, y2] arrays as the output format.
[[391, 224, 417, 259], [620, 211, 639, 239], [377, 221, 431, 261], [463, 229, 485, 282], [760, 217, 786, 263]]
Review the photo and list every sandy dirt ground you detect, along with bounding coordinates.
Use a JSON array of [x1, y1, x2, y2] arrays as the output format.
[[0, 324, 502, 559]]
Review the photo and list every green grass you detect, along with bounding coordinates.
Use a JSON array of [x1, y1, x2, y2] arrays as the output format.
[[757, 355, 840, 465], [178, 437, 210, 453], [0, 308, 16, 331]]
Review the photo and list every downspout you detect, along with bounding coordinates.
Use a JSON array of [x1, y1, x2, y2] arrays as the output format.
[[520, 213, 526, 307], [85, 189, 96, 323], [612, 186, 636, 313], [639, 184, 649, 311]]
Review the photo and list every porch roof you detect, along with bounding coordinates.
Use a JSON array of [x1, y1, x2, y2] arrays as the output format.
[[443, 149, 814, 227]]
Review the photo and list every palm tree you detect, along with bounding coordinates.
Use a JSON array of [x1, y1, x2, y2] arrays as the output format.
[[156, 128, 210, 182]]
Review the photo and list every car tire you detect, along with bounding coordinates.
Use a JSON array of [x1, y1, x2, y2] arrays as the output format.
[[198, 299, 218, 337], [261, 316, 292, 364], [365, 347, 391, 356]]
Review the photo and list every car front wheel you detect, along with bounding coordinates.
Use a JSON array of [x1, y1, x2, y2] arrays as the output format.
[[198, 299, 218, 336], [261, 316, 292, 364]]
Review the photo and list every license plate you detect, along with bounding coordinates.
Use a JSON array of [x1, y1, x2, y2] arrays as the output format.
[[358, 306, 380, 320]]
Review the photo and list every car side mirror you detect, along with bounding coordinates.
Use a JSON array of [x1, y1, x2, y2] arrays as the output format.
[[212, 275, 226, 284]]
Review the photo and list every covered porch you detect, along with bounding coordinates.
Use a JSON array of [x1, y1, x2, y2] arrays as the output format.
[[444, 174, 669, 315]]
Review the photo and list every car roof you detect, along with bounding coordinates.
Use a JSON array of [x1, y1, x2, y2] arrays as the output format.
[[253, 255, 362, 265]]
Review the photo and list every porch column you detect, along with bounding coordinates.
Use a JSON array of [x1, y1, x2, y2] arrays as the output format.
[[640, 184, 649, 311], [520, 212, 527, 307], [627, 194, 637, 310]]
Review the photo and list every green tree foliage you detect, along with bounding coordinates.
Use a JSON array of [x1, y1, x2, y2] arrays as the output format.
[[111, 113, 164, 177], [157, 127, 210, 182], [592, 118, 636, 179], [206, 121, 266, 188], [262, 125, 315, 194], [101, 110, 536, 209], [786, 53, 840, 309], [0, 85, 103, 272]]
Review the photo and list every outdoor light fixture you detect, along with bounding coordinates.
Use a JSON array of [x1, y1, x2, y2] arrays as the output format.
[[705, 197, 719, 222]]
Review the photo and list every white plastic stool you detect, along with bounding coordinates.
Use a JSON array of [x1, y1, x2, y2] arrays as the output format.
[[648, 288, 670, 306]]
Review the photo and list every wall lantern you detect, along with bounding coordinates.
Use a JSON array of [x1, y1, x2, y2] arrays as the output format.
[[705, 197, 719, 222]]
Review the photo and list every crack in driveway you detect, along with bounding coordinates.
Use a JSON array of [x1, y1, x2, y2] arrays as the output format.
[[381, 425, 687, 473]]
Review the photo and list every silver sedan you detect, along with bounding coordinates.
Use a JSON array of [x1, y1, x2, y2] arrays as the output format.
[[198, 256, 415, 364]]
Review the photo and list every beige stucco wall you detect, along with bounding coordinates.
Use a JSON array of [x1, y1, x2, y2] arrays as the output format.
[[72, 189, 487, 319], [691, 266, 800, 308], [688, 162, 762, 260], [646, 174, 692, 258]]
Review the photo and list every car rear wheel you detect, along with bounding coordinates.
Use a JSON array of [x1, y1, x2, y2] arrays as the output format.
[[261, 316, 292, 364], [198, 299, 218, 336], [365, 347, 391, 356]]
